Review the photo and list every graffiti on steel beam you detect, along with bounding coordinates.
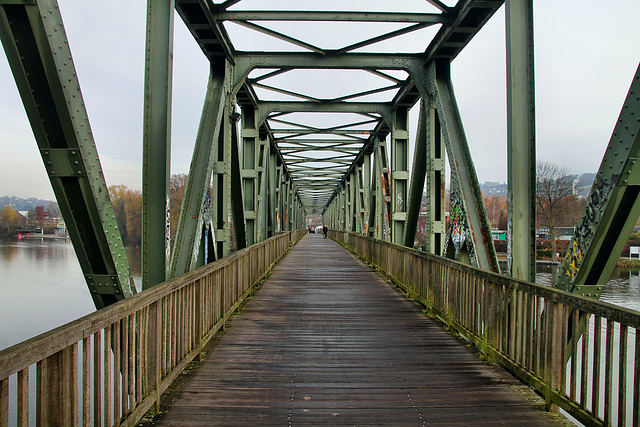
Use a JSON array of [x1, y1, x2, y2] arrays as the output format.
[[559, 173, 617, 280]]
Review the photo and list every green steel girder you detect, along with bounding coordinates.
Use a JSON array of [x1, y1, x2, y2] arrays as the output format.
[[404, 100, 427, 249], [391, 107, 410, 245], [428, 60, 499, 273], [554, 65, 640, 298], [215, 11, 448, 23], [230, 109, 247, 250], [142, 0, 175, 290], [404, 98, 445, 253], [256, 102, 392, 129], [169, 61, 229, 279], [0, 0, 135, 308], [506, 0, 536, 282]]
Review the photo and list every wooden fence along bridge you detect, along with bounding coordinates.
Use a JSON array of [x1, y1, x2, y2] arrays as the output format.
[[0, 0, 639, 425]]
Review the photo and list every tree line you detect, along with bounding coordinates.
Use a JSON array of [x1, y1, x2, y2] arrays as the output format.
[[109, 174, 187, 247]]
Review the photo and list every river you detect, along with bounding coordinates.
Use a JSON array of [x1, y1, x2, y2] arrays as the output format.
[[1, 238, 639, 351]]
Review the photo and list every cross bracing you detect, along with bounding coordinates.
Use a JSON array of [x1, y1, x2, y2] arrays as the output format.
[[1, 0, 638, 306]]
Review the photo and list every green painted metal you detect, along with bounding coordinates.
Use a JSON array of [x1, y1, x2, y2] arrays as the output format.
[[404, 100, 428, 249], [142, 0, 174, 290], [554, 65, 640, 298], [428, 60, 499, 273], [255, 140, 270, 242], [241, 106, 259, 246], [0, 0, 135, 308], [391, 108, 410, 245], [217, 11, 447, 23], [425, 99, 446, 255], [506, 0, 536, 282], [169, 61, 229, 279], [230, 111, 247, 250]]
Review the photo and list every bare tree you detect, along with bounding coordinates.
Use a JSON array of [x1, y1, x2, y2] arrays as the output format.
[[536, 161, 573, 261]]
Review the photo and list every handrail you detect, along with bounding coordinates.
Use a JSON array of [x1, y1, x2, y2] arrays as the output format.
[[331, 230, 640, 427], [0, 230, 305, 426]]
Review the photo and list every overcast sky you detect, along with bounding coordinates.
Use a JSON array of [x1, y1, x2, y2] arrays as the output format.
[[1, 0, 639, 200]]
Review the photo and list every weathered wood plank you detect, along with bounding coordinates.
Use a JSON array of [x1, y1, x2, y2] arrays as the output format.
[[149, 235, 559, 426]]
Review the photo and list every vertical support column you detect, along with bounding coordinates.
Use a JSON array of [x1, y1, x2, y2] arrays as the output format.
[[506, 0, 536, 281], [373, 137, 392, 241], [256, 140, 270, 242], [426, 99, 446, 255], [230, 114, 247, 249], [212, 103, 233, 257], [275, 163, 283, 233], [266, 152, 276, 237], [354, 165, 364, 233], [142, 0, 174, 289], [404, 100, 428, 248], [363, 153, 373, 236], [391, 108, 410, 245], [241, 106, 258, 246]]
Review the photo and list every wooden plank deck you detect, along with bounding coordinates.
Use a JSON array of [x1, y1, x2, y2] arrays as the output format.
[[151, 235, 564, 426]]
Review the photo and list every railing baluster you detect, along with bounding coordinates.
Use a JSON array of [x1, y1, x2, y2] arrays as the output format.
[[605, 318, 614, 425], [104, 324, 112, 427], [82, 337, 90, 426], [17, 368, 28, 427], [633, 329, 639, 427], [113, 322, 121, 426], [592, 316, 602, 419], [0, 376, 8, 427], [94, 331, 102, 426], [581, 314, 591, 408], [570, 309, 579, 401], [619, 324, 628, 427]]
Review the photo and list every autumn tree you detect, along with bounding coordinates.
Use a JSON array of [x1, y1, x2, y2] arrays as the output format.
[[536, 161, 573, 261], [109, 185, 142, 246], [483, 194, 507, 229], [0, 205, 23, 234]]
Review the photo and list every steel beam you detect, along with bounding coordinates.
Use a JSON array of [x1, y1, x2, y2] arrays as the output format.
[[506, 0, 536, 282], [404, 100, 428, 249], [391, 107, 410, 245], [428, 60, 499, 272], [241, 106, 259, 245], [142, 0, 174, 289], [0, 0, 136, 308], [554, 65, 640, 298], [217, 11, 447, 23], [230, 112, 247, 250], [169, 61, 228, 279]]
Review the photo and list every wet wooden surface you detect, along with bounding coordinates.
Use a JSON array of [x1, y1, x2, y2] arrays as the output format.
[[153, 235, 559, 426]]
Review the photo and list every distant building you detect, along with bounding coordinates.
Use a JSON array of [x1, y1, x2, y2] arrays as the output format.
[[54, 219, 68, 237], [491, 230, 507, 241]]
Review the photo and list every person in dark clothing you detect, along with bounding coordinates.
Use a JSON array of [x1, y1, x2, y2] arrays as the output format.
[[322, 225, 328, 238]]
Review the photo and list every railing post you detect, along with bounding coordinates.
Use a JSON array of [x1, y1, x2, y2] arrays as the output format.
[[146, 301, 162, 413], [544, 300, 563, 411]]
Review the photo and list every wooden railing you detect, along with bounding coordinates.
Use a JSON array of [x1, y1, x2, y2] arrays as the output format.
[[332, 231, 640, 427], [0, 231, 304, 426]]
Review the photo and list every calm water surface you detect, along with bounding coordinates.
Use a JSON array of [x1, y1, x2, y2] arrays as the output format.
[[1, 239, 639, 351], [0, 238, 141, 351]]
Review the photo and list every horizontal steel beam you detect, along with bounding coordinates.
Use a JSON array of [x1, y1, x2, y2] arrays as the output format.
[[216, 11, 448, 23]]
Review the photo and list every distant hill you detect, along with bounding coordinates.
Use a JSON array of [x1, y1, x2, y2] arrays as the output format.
[[481, 173, 596, 197], [0, 196, 55, 211], [481, 182, 507, 196]]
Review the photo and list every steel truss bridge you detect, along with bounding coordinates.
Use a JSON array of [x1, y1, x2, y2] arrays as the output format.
[[1, 0, 639, 309]]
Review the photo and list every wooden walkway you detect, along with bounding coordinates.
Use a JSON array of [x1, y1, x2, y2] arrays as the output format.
[[152, 235, 562, 426]]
